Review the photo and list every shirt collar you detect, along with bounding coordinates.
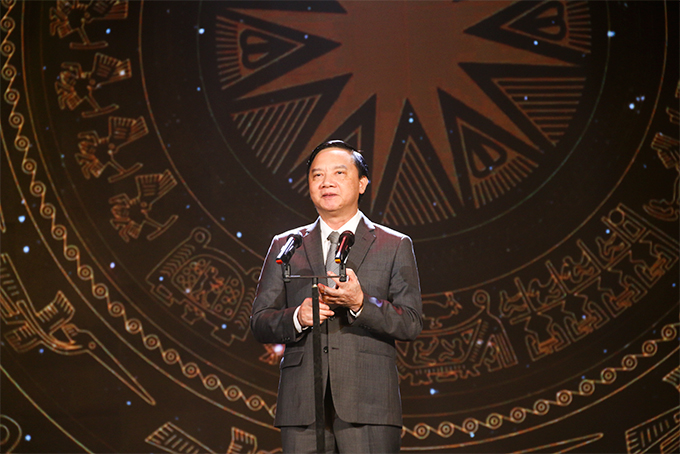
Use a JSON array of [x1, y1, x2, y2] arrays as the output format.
[[319, 210, 363, 242]]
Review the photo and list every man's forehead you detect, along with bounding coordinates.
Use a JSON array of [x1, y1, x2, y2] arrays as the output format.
[[310, 147, 354, 167]]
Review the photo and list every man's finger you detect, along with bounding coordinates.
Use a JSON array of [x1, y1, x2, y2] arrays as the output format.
[[325, 270, 342, 287], [319, 282, 337, 293], [321, 284, 341, 296]]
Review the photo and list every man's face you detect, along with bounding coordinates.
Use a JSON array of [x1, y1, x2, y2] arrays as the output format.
[[308, 148, 368, 221]]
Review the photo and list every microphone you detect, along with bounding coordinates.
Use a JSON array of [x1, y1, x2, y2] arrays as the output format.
[[334, 230, 355, 265], [275, 233, 303, 265]]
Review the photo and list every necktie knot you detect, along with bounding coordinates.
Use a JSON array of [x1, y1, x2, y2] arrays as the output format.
[[328, 231, 340, 245]]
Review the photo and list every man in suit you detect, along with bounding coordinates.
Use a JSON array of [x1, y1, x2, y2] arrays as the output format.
[[251, 140, 423, 453]]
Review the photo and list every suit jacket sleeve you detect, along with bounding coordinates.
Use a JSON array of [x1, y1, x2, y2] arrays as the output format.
[[352, 235, 423, 342], [250, 236, 304, 345]]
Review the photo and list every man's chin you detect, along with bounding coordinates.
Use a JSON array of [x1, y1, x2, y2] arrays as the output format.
[[316, 204, 344, 217], [319, 206, 340, 215]]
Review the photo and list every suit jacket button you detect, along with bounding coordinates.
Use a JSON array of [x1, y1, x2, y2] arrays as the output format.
[[329, 315, 335, 321], [323, 346, 328, 353]]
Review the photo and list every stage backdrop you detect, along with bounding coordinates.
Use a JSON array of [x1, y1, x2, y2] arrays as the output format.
[[1, 1, 678, 453]]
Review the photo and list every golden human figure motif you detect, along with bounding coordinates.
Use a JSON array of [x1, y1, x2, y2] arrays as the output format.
[[76, 116, 147, 182], [55, 53, 131, 118], [50, 0, 129, 50], [109, 170, 178, 242]]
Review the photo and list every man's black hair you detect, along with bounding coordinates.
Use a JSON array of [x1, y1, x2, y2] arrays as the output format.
[[307, 140, 370, 203], [307, 140, 370, 180]]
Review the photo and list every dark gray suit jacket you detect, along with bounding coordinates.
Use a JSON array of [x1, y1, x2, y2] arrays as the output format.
[[251, 213, 423, 427]]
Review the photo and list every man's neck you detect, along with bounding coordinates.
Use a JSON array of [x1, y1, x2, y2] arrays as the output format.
[[320, 210, 359, 231]]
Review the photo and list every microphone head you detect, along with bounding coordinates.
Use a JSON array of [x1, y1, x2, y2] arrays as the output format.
[[275, 232, 304, 264], [334, 230, 355, 264], [338, 230, 355, 246], [290, 232, 303, 247]]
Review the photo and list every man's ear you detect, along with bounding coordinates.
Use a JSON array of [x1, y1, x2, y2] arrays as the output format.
[[359, 176, 369, 194]]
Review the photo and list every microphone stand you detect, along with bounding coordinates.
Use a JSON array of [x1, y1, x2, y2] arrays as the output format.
[[281, 263, 347, 453]]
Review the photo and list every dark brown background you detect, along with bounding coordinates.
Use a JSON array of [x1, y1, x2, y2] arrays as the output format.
[[1, 1, 678, 453]]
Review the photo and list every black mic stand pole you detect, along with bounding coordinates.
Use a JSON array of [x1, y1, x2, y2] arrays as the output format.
[[282, 264, 347, 453], [311, 276, 324, 452]]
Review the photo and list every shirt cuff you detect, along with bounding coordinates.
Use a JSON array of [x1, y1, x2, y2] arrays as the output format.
[[349, 307, 363, 318], [293, 306, 308, 333]]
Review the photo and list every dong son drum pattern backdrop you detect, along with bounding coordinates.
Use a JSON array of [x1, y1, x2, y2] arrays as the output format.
[[1, 1, 679, 453]]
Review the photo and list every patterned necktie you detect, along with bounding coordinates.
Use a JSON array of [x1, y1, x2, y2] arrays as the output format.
[[326, 231, 340, 287]]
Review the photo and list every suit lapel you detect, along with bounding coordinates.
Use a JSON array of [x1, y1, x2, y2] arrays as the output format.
[[301, 219, 326, 278], [346, 213, 375, 271]]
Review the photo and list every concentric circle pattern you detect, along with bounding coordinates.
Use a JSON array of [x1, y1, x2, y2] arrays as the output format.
[[1, 1, 678, 453]]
